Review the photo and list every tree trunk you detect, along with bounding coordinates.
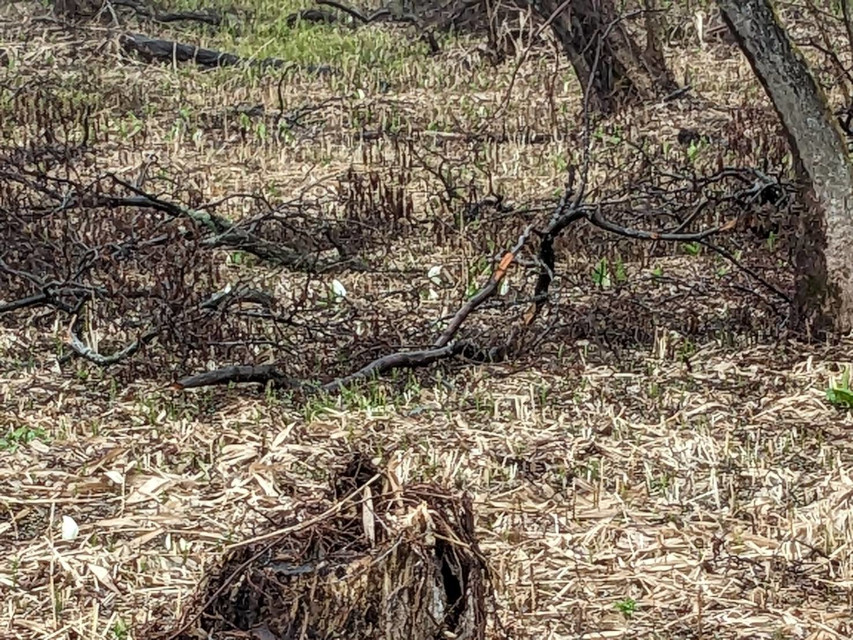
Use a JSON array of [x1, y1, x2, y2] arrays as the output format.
[[718, 0, 853, 333], [641, 0, 678, 90], [521, 0, 677, 113]]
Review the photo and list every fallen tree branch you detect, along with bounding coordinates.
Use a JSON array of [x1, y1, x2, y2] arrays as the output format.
[[527, 174, 587, 323], [173, 364, 300, 390], [151, 10, 220, 25], [118, 33, 334, 75], [66, 324, 158, 366], [434, 225, 532, 348], [173, 224, 535, 393], [0, 293, 49, 314], [173, 342, 471, 393], [315, 0, 400, 24], [320, 342, 467, 392], [0, 257, 109, 315], [316, 0, 376, 23], [285, 8, 338, 27], [313, 1, 437, 53]]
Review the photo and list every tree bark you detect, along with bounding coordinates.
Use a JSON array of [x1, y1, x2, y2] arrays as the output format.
[[718, 0, 853, 333], [641, 0, 678, 91], [521, 0, 677, 113]]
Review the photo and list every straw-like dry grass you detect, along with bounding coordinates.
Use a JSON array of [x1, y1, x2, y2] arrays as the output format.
[[2, 1, 853, 638]]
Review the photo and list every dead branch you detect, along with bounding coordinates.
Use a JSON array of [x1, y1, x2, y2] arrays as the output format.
[[320, 342, 468, 393], [586, 205, 737, 241], [316, 0, 381, 23], [173, 364, 299, 390], [99, 178, 348, 272], [118, 33, 334, 75], [66, 324, 158, 366], [434, 225, 532, 348], [173, 342, 472, 393], [173, 222, 534, 393], [312, 1, 438, 53], [171, 222, 536, 393], [0, 293, 49, 314], [147, 10, 219, 25], [524, 170, 587, 324], [119, 32, 247, 67], [0, 258, 108, 315], [699, 240, 792, 302]]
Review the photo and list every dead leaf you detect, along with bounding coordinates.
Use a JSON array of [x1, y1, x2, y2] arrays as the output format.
[[126, 476, 171, 505], [88, 563, 121, 594]]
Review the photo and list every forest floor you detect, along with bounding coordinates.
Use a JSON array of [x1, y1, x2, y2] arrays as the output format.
[[1, 1, 853, 639]]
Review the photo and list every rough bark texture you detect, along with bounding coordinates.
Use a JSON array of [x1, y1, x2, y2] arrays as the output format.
[[641, 0, 678, 90], [518, 0, 676, 112], [719, 0, 853, 333]]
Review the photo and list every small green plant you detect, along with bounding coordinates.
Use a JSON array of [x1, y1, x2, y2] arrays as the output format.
[[111, 618, 129, 640], [9, 557, 20, 587], [592, 257, 612, 288], [651, 264, 663, 279], [303, 391, 337, 422], [766, 230, 778, 252], [678, 339, 697, 360], [826, 366, 853, 408], [686, 138, 706, 162], [683, 242, 702, 257], [649, 473, 672, 493], [613, 257, 628, 284], [615, 597, 637, 619], [0, 425, 47, 452]]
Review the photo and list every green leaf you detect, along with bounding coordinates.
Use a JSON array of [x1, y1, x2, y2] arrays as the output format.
[[683, 242, 702, 257], [827, 387, 853, 408], [592, 258, 611, 288]]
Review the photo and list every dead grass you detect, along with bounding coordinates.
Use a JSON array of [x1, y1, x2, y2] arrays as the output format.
[[2, 1, 853, 639]]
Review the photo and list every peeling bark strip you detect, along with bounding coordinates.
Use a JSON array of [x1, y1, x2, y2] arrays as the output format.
[[718, 0, 853, 332]]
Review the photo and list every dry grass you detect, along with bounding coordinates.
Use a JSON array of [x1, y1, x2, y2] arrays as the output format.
[[2, 1, 853, 639]]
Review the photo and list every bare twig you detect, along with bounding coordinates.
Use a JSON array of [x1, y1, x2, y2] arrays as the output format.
[[699, 240, 792, 302], [587, 205, 736, 241], [320, 342, 467, 393], [434, 225, 532, 348], [98, 177, 345, 272], [66, 324, 158, 366]]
